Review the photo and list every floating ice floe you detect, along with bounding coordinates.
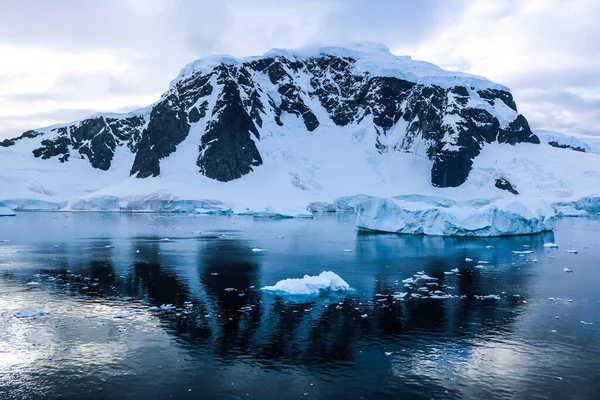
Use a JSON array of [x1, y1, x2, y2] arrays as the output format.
[[465, 258, 473, 262], [477, 261, 489, 265], [261, 271, 350, 295], [252, 248, 267, 252], [26, 281, 40, 286], [113, 311, 137, 318], [361, 314, 368, 318], [392, 292, 407, 300], [356, 197, 555, 237], [486, 246, 494, 249], [566, 250, 578, 254], [14, 310, 47, 318], [474, 295, 501, 300], [451, 268, 459, 273], [0, 205, 16, 216], [563, 268, 573, 273], [512, 250, 534, 254], [580, 321, 594, 325], [544, 243, 559, 248]]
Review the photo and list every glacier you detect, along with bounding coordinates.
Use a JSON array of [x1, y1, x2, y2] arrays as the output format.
[[261, 271, 350, 295], [356, 197, 555, 237]]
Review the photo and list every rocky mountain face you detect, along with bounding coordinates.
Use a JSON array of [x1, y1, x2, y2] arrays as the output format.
[[2, 44, 539, 188]]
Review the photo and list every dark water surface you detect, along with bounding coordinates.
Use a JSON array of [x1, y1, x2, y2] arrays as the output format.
[[1, 213, 599, 400]]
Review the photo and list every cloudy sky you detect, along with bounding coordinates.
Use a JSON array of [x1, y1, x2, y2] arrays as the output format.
[[0, 0, 598, 138]]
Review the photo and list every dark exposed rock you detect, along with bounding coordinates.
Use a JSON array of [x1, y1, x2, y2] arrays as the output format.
[[26, 115, 146, 170], [197, 79, 262, 181], [1, 130, 43, 147], [477, 88, 518, 111], [547, 141, 586, 152], [495, 177, 519, 195], [189, 101, 208, 123], [130, 95, 189, 178], [33, 136, 70, 160]]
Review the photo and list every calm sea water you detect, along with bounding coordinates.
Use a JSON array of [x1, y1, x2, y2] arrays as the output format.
[[0, 212, 599, 400]]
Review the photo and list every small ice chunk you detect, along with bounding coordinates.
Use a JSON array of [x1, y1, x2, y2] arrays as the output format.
[[113, 311, 136, 318], [384, 352, 393, 356], [444, 271, 454, 275], [224, 288, 236, 292], [544, 243, 559, 248], [160, 238, 170, 241], [580, 321, 593, 325], [252, 248, 267, 252], [393, 292, 407, 300], [210, 272, 218, 276], [465, 258, 473, 262], [160, 304, 175, 311], [486, 246, 494, 249], [474, 295, 500, 300], [262, 271, 350, 295], [105, 245, 114, 248], [14, 310, 47, 318], [563, 268, 573, 273], [84, 315, 97, 319], [555, 376, 563, 381], [451, 268, 459, 273], [26, 281, 40, 286], [566, 250, 578, 254], [136, 250, 140, 253], [361, 314, 368, 318], [342, 249, 353, 253], [512, 250, 533, 254], [477, 261, 489, 264], [118, 327, 127, 332]]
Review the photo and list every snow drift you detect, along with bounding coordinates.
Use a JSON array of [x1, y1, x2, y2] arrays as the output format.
[[356, 196, 555, 236], [262, 271, 350, 295]]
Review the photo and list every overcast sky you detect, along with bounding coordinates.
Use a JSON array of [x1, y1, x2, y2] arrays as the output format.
[[0, 0, 598, 138]]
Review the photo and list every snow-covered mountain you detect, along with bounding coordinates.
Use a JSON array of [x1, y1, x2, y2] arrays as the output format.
[[0, 43, 598, 224]]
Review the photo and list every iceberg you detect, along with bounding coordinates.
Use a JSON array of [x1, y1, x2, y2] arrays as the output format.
[[356, 196, 555, 237], [262, 271, 350, 295], [14, 310, 47, 318], [0, 202, 16, 216]]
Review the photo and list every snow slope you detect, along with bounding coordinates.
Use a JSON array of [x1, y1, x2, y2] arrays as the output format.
[[535, 129, 600, 154]]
